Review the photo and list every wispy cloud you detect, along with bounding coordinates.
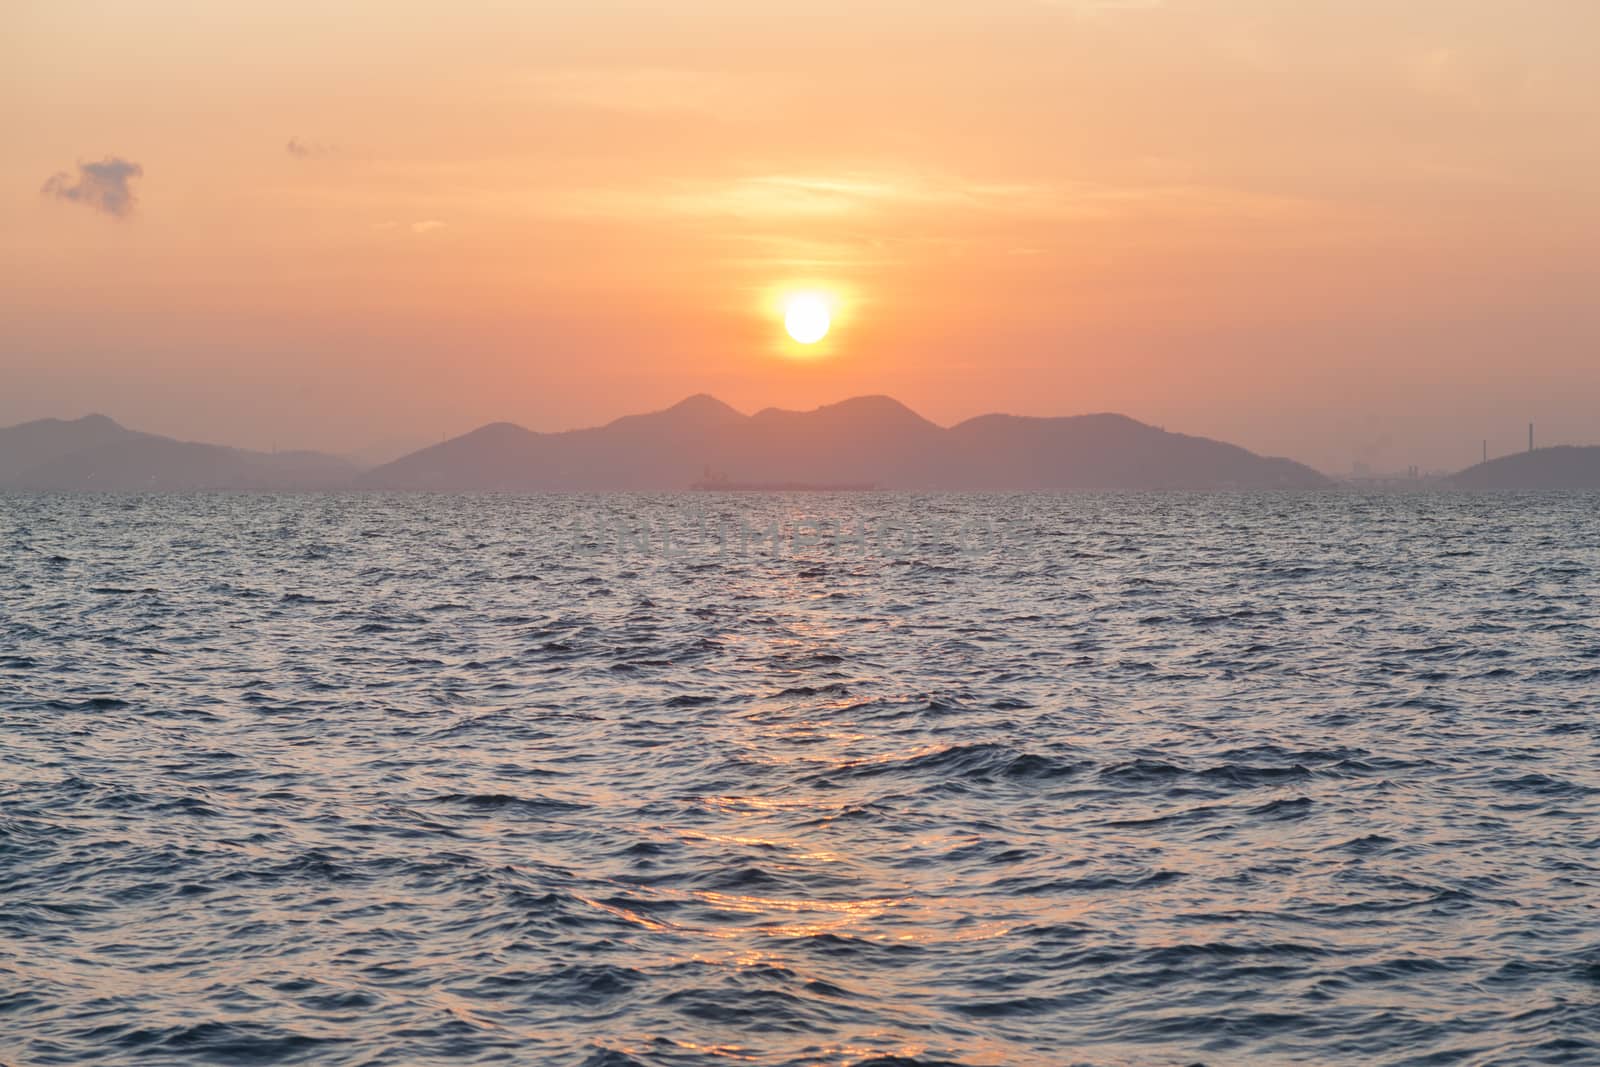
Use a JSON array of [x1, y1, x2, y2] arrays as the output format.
[[286, 137, 337, 159], [371, 219, 448, 235], [40, 157, 143, 218], [548, 170, 1304, 226], [548, 172, 1025, 222]]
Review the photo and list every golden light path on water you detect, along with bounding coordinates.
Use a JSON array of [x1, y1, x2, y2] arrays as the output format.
[[2, 492, 1596, 1065]]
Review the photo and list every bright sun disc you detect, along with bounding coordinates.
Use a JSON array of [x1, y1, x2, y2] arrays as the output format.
[[784, 294, 831, 344]]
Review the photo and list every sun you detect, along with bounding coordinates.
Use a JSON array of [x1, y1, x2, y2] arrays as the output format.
[[784, 293, 831, 344]]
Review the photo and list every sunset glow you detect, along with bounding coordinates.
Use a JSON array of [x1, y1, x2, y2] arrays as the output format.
[[783, 293, 832, 345], [5, 2, 1600, 471]]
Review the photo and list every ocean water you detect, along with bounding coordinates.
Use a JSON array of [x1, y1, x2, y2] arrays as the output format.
[[2, 491, 1598, 1067]]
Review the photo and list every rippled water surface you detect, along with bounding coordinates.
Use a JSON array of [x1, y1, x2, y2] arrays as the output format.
[[3, 492, 1599, 1066]]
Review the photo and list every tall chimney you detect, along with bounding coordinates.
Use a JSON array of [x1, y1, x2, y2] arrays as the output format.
[[1529, 422, 1534, 453]]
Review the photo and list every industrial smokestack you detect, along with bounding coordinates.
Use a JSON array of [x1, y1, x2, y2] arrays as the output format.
[[1529, 422, 1534, 452]]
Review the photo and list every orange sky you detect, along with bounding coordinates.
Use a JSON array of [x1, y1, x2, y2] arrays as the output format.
[[3, 1, 1597, 472]]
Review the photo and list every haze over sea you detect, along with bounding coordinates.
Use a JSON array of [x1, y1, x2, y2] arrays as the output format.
[[3, 492, 1598, 1067]]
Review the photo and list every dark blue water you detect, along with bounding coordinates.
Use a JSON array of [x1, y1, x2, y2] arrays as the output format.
[[2, 492, 1598, 1066]]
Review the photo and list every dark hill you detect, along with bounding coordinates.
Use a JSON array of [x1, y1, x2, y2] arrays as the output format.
[[0, 414, 147, 482], [0, 415, 358, 491], [1452, 447, 1600, 490], [360, 396, 1330, 491]]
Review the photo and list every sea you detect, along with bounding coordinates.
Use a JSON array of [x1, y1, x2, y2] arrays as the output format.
[[2, 491, 1597, 1066]]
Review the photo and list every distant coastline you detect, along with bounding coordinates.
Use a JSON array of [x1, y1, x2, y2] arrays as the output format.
[[690, 483, 880, 491], [4, 399, 1598, 492], [691, 469, 879, 492]]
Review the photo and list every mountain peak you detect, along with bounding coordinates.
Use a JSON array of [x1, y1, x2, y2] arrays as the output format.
[[814, 395, 939, 428], [752, 395, 936, 426], [605, 394, 745, 431], [664, 394, 742, 418], [821, 395, 916, 414]]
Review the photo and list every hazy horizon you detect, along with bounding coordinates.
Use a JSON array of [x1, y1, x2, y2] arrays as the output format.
[[7, 1, 1599, 474], [1, 391, 1578, 477]]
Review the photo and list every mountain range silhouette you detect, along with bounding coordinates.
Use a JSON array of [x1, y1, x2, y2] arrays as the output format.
[[358, 395, 1329, 490], [0, 397, 1328, 491], [6, 397, 1591, 492]]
